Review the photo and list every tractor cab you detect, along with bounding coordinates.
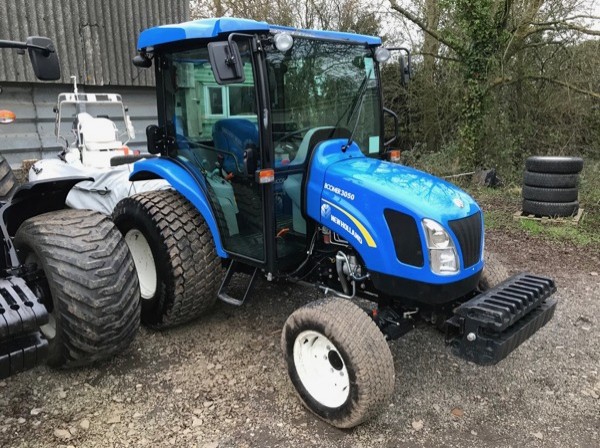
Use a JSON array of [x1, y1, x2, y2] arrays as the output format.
[[135, 18, 393, 274]]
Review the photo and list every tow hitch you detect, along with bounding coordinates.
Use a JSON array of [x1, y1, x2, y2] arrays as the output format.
[[446, 273, 557, 365]]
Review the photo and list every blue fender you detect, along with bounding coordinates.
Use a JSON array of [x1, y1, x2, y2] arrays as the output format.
[[130, 158, 228, 258]]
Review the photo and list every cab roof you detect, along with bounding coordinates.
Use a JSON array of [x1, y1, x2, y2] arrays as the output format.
[[137, 17, 382, 50]]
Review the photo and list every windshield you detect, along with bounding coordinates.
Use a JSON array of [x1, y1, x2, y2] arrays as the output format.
[[266, 38, 383, 161]]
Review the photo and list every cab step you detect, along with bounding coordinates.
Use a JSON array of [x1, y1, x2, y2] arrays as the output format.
[[217, 260, 258, 306], [446, 273, 557, 365], [0, 276, 49, 379]]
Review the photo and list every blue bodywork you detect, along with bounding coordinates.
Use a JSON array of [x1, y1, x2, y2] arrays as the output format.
[[129, 158, 228, 258], [138, 17, 381, 50], [306, 140, 484, 285]]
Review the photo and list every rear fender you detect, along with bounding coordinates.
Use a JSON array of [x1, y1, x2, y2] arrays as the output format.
[[129, 158, 227, 258], [0, 177, 92, 269]]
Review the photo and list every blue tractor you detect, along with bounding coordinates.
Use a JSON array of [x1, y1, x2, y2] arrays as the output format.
[[115, 18, 558, 428]]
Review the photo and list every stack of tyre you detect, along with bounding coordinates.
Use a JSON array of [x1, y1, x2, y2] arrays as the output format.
[[522, 156, 584, 217]]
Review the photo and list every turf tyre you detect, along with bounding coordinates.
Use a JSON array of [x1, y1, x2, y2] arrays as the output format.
[[13, 209, 140, 368], [522, 199, 579, 217], [525, 156, 583, 174], [112, 190, 223, 329], [0, 156, 17, 201], [281, 298, 395, 428], [523, 171, 578, 189], [522, 185, 578, 203], [478, 252, 510, 291]]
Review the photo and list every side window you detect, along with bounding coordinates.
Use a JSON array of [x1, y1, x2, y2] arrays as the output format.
[[206, 86, 225, 116], [229, 86, 256, 116]]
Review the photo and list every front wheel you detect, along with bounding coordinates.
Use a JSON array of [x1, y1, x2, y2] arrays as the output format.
[[281, 298, 395, 428]]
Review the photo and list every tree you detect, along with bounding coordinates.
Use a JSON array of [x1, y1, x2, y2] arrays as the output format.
[[389, 0, 600, 168]]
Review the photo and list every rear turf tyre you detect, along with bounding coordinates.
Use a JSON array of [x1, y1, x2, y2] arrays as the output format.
[[478, 252, 510, 291], [523, 171, 578, 189], [525, 156, 583, 174], [522, 185, 578, 203], [281, 298, 395, 428], [14, 209, 140, 368], [522, 199, 579, 217], [112, 190, 223, 329], [0, 156, 17, 201]]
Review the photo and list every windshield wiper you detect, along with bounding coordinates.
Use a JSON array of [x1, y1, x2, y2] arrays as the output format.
[[342, 69, 372, 152]]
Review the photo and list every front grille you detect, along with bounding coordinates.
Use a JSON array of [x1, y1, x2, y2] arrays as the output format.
[[448, 211, 482, 268]]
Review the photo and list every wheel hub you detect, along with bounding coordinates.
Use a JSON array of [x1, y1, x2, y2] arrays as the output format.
[[124, 229, 157, 300], [293, 330, 350, 408]]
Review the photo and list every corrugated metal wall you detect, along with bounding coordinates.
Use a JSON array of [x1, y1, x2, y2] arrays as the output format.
[[0, 0, 189, 86], [0, 83, 157, 167]]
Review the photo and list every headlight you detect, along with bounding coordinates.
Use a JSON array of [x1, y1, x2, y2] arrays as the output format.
[[422, 219, 458, 275]]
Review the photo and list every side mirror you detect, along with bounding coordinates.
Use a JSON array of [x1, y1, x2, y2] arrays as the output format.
[[208, 41, 245, 85], [146, 125, 166, 155], [133, 54, 152, 68], [26, 37, 60, 81]]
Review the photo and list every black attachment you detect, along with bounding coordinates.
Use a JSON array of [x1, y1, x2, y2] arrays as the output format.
[[218, 260, 258, 306], [0, 276, 49, 379], [446, 273, 557, 365], [146, 125, 166, 154], [371, 306, 417, 340]]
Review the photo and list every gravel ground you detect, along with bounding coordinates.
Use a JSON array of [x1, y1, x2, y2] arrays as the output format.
[[1, 229, 598, 448]]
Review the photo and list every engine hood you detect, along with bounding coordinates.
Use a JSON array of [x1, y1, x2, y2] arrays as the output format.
[[303, 140, 483, 286], [326, 157, 479, 222]]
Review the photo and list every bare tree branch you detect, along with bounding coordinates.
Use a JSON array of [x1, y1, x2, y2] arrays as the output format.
[[488, 75, 600, 99], [388, 0, 463, 53], [416, 51, 461, 63]]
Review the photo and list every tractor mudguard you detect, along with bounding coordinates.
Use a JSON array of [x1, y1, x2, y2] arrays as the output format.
[[305, 140, 484, 287], [129, 158, 228, 258], [1, 177, 92, 237]]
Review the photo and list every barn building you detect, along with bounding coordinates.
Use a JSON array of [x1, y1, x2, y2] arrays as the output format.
[[0, 0, 189, 167]]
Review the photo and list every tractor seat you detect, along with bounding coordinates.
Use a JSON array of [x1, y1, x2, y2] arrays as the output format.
[[76, 112, 122, 151], [212, 118, 259, 174]]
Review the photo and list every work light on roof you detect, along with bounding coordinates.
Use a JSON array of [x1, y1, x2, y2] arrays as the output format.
[[274, 32, 294, 52], [375, 47, 391, 63]]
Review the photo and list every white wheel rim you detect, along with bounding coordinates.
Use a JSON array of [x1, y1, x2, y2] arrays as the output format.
[[124, 229, 157, 300], [293, 330, 350, 408]]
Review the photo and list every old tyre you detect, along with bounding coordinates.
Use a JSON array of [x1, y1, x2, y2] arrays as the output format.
[[523, 171, 578, 189], [525, 156, 583, 174], [281, 298, 395, 428], [522, 199, 579, 217], [478, 252, 510, 291], [0, 156, 17, 201], [112, 190, 223, 329], [14, 209, 140, 368], [522, 185, 578, 203]]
